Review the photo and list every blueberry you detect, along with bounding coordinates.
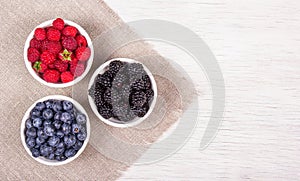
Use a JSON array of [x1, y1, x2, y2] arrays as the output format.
[[61, 123, 71, 135], [76, 113, 86, 125], [71, 124, 81, 134], [32, 117, 43, 128], [54, 147, 65, 156], [40, 144, 48, 156], [26, 137, 35, 148], [48, 136, 60, 147], [31, 148, 40, 158], [47, 153, 55, 160], [44, 125, 55, 137], [37, 129, 48, 140], [73, 140, 83, 150], [68, 111, 76, 121], [36, 136, 45, 146], [30, 109, 41, 117], [52, 101, 63, 112], [62, 100, 73, 111], [25, 119, 33, 129], [77, 131, 87, 141], [64, 135, 76, 147], [26, 127, 37, 138], [44, 100, 54, 109], [35, 102, 46, 111], [53, 120, 62, 130], [56, 130, 64, 138], [60, 112, 71, 123], [43, 119, 52, 127], [55, 155, 66, 161], [57, 142, 65, 149], [64, 148, 76, 158], [54, 112, 61, 121], [42, 109, 54, 120]]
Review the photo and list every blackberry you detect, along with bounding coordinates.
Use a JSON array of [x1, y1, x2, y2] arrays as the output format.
[[130, 79, 145, 91], [98, 104, 113, 119], [142, 75, 152, 89], [103, 88, 112, 104], [111, 91, 122, 105], [112, 102, 135, 122], [111, 73, 128, 89], [109, 60, 124, 74], [131, 104, 149, 117], [96, 73, 112, 88], [128, 63, 145, 76], [130, 91, 147, 107], [95, 96, 106, 108], [145, 89, 154, 102]]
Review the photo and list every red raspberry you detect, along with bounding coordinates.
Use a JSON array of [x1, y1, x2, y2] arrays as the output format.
[[33, 61, 47, 73], [27, 48, 40, 62], [62, 37, 77, 51], [29, 38, 41, 49], [52, 18, 65, 30], [75, 47, 91, 61], [48, 63, 55, 69], [40, 40, 49, 52], [62, 26, 78, 37], [61, 71, 74, 83], [70, 57, 78, 65], [70, 63, 85, 77], [47, 41, 62, 55], [34, 28, 46, 40], [40, 51, 55, 65], [54, 60, 68, 72], [47, 28, 61, 41], [43, 69, 60, 83], [75, 35, 87, 47]]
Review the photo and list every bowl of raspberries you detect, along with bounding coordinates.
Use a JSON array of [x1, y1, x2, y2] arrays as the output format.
[[88, 58, 157, 128], [20, 95, 90, 166], [24, 18, 94, 88]]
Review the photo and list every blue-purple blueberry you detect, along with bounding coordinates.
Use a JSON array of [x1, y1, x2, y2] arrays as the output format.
[[26, 127, 37, 138], [26, 137, 35, 148], [35, 102, 45, 111], [32, 117, 43, 128], [43, 125, 55, 137], [42, 109, 53, 120], [76, 113, 86, 125], [62, 100, 73, 111]]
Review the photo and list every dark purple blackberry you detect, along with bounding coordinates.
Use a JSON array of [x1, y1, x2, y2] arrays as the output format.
[[103, 88, 112, 104], [111, 91, 122, 105], [131, 104, 149, 117], [97, 104, 113, 119], [130, 79, 145, 91], [96, 73, 112, 88], [112, 102, 135, 122], [130, 91, 147, 107], [142, 75, 152, 90], [128, 63, 145, 76], [145, 89, 154, 102], [109, 60, 124, 74]]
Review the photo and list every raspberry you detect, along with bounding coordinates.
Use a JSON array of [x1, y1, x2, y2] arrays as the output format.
[[29, 38, 41, 49], [34, 28, 46, 41], [47, 28, 61, 41], [75, 35, 87, 47], [47, 41, 62, 55], [62, 37, 77, 51], [52, 18, 65, 30], [70, 63, 85, 77], [75, 47, 91, 61], [40, 40, 49, 52], [33, 61, 47, 73], [54, 60, 68, 72], [61, 71, 74, 83], [62, 26, 78, 37], [40, 51, 55, 65], [27, 48, 40, 62], [43, 69, 60, 83], [48, 63, 55, 69]]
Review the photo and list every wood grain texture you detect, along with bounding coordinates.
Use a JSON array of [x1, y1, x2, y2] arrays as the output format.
[[104, 0, 300, 180]]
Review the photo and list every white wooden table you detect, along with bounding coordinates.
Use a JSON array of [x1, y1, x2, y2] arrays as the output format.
[[105, 0, 300, 180]]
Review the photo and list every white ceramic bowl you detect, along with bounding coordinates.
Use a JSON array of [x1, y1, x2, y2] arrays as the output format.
[[24, 19, 94, 88], [20, 95, 91, 166], [88, 58, 158, 128]]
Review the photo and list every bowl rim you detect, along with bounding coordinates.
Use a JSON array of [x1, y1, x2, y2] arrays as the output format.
[[20, 95, 91, 166], [23, 19, 94, 88], [88, 58, 158, 128]]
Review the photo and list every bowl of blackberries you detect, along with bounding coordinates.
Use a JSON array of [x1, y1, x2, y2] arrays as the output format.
[[88, 58, 157, 127], [20, 95, 90, 166]]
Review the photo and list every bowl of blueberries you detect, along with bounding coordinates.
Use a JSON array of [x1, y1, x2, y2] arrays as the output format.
[[20, 95, 90, 166], [88, 58, 157, 128]]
